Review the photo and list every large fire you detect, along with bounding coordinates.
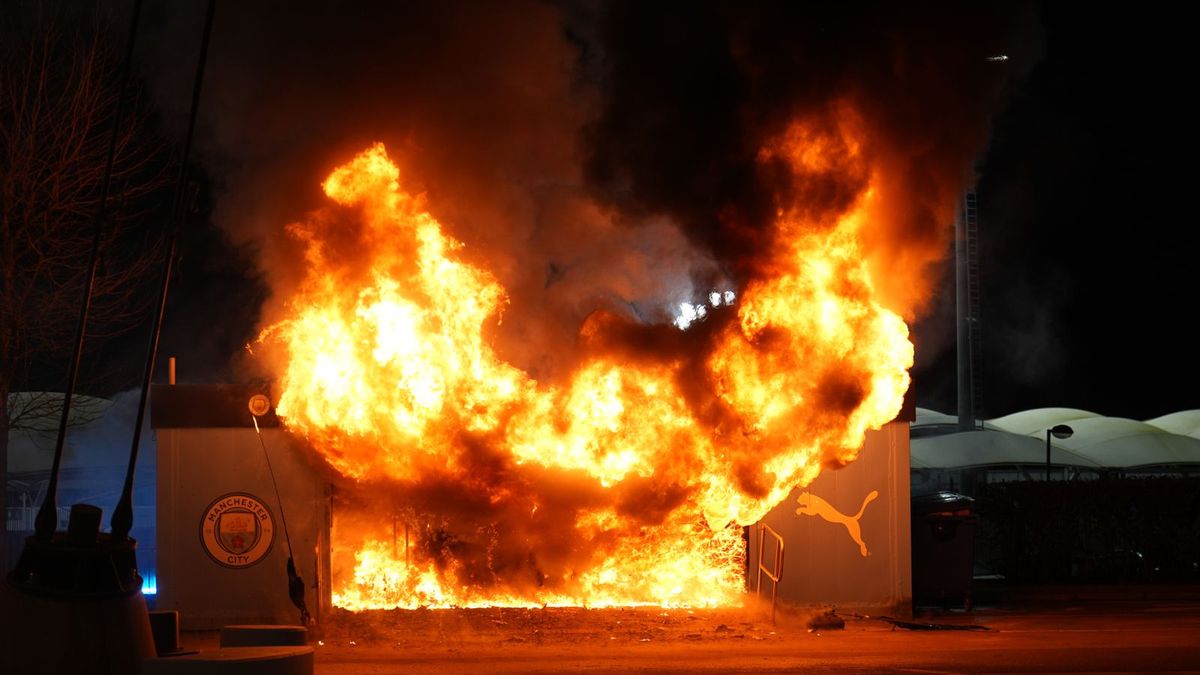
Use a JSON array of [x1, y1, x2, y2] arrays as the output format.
[[260, 117, 912, 609]]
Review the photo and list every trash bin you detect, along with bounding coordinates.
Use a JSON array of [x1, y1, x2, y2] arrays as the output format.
[[911, 491, 977, 609]]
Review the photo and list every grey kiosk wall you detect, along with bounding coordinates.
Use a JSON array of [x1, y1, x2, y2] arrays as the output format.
[[151, 384, 331, 630], [749, 418, 913, 616]]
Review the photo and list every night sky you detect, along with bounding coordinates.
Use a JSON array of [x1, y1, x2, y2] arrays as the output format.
[[19, 1, 1199, 423], [910, 4, 1199, 419]]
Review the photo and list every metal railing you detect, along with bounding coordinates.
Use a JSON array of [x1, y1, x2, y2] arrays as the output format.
[[755, 523, 785, 623], [7, 506, 69, 533], [6, 505, 156, 533]]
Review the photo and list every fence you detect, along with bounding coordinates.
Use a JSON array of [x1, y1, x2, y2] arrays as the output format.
[[972, 477, 1200, 584]]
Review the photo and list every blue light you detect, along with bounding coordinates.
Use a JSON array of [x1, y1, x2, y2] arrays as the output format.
[[142, 571, 158, 596]]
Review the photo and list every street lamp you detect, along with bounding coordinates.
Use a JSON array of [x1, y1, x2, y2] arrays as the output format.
[[1046, 424, 1074, 481]]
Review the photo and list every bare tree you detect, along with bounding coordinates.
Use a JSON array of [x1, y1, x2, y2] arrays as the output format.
[[1, 4, 168, 570]]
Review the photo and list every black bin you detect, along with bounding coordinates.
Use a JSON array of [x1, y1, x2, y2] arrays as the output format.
[[912, 491, 977, 609]]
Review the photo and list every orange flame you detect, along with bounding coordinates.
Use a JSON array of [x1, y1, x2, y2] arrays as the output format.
[[261, 122, 911, 609]]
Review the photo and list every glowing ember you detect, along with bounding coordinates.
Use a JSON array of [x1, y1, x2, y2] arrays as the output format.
[[260, 128, 911, 609]]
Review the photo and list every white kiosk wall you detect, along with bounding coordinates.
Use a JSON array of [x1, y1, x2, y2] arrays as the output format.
[[749, 421, 912, 615], [153, 385, 331, 630]]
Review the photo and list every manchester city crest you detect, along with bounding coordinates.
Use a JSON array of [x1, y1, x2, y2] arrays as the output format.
[[200, 492, 275, 568]]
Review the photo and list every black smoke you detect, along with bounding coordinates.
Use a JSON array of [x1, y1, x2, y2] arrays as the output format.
[[135, 1, 1040, 384], [584, 1, 1041, 315]]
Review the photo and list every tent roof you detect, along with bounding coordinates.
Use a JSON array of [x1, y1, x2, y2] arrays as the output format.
[[1053, 416, 1200, 468], [914, 407, 1200, 469], [911, 429, 1103, 470], [987, 407, 1101, 436], [1144, 410, 1200, 439], [914, 407, 959, 428]]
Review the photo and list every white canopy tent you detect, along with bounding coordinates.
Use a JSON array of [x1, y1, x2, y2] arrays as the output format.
[[914, 407, 1200, 472]]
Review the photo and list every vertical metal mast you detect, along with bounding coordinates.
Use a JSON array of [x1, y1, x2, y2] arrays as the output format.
[[956, 188, 982, 430]]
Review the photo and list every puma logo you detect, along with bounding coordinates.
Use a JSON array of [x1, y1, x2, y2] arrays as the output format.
[[795, 490, 879, 557]]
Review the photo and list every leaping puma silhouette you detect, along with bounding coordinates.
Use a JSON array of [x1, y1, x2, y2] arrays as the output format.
[[795, 490, 879, 557]]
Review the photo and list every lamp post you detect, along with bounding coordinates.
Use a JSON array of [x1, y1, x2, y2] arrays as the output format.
[[1046, 424, 1074, 481]]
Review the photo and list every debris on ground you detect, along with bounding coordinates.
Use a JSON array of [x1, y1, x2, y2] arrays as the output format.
[[875, 616, 992, 632], [806, 610, 846, 631], [318, 607, 775, 650]]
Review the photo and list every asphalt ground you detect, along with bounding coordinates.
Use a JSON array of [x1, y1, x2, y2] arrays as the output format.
[[178, 595, 1200, 673]]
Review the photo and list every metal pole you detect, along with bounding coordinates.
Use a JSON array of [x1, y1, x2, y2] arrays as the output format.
[[1045, 429, 1051, 481], [34, 0, 145, 541], [111, 0, 217, 542], [955, 196, 970, 431]]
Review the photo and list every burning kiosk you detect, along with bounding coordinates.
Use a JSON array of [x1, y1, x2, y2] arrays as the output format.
[[152, 139, 916, 621], [151, 384, 912, 624]]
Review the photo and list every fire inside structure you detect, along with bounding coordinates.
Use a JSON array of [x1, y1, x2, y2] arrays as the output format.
[[237, 135, 912, 611]]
